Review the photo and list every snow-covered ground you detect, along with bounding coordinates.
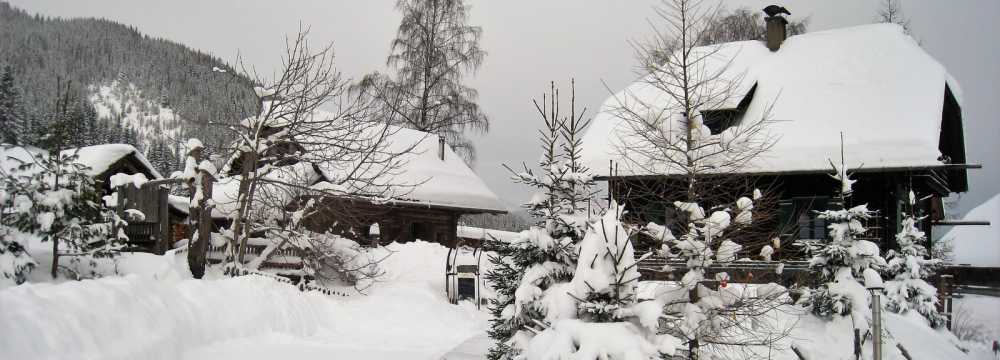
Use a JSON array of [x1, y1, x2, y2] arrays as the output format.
[[943, 193, 1000, 267], [3, 239, 997, 359], [1, 241, 489, 360]]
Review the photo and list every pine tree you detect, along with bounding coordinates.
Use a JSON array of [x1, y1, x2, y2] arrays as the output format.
[[518, 203, 681, 359], [802, 152, 887, 319], [0, 65, 23, 144], [883, 195, 945, 327], [0, 148, 126, 280], [484, 82, 595, 359]]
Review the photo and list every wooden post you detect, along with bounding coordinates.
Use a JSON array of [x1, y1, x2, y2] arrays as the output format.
[[689, 282, 700, 360], [853, 328, 862, 359], [115, 184, 126, 250], [187, 146, 213, 279], [157, 186, 169, 255], [872, 292, 883, 360]]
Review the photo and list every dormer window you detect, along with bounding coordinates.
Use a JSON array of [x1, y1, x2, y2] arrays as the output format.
[[700, 83, 757, 135]]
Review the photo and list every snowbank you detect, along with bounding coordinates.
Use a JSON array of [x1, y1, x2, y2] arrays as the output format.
[[0, 241, 489, 360], [942, 193, 1000, 267]]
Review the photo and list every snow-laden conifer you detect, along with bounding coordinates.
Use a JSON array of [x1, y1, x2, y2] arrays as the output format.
[[801, 157, 887, 322], [484, 81, 595, 359], [0, 147, 126, 281], [520, 202, 681, 359], [883, 211, 945, 327]]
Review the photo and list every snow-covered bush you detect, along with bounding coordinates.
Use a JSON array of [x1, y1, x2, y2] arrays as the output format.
[[520, 202, 681, 359], [801, 163, 886, 320], [0, 228, 35, 285], [883, 214, 945, 327], [0, 148, 126, 281], [296, 231, 385, 292]]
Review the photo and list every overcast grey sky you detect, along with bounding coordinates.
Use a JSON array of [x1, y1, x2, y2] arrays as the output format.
[[8, 0, 1000, 215]]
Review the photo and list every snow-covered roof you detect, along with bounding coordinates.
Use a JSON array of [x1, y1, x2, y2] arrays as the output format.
[[943, 194, 999, 267], [62, 144, 163, 179], [210, 120, 506, 218], [369, 126, 506, 212], [1, 144, 161, 180], [581, 24, 961, 177]]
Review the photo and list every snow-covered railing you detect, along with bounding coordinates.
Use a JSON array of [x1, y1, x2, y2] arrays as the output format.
[[223, 266, 350, 297], [638, 256, 812, 285]]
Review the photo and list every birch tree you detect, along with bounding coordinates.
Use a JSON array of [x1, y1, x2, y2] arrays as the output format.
[[358, 0, 488, 164]]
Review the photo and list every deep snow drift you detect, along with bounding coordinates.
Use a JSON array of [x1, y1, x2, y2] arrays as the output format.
[[943, 193, 1000, 267], [0, 241, 489, 360]]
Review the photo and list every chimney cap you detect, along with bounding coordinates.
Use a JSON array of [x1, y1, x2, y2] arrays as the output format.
[[763, 5, 791, 18]]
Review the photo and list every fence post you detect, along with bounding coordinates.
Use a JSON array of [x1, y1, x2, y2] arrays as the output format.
[[157, 186, 169, 255], [186, 145, 214, 279], [872, 292, 883, 360]]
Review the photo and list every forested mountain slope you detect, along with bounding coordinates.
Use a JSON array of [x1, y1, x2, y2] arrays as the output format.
[[0, 2, 254, 173]]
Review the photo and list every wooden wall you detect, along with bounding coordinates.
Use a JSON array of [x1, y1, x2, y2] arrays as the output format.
[[299, 198, 462, 247]]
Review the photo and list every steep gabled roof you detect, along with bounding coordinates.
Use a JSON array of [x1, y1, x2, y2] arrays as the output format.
[[582, 24, 964, 181], [63, 144, 163, 180], [1, 143, 161, 181], [210, 119, 506, 219]]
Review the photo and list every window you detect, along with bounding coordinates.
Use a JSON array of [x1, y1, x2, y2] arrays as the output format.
[[700, 83, 757, 135], [779, 196, 833, 241]]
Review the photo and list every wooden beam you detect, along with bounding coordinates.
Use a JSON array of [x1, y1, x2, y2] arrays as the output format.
[[594, 163, 984, 181], [932, 220, 991, 226]]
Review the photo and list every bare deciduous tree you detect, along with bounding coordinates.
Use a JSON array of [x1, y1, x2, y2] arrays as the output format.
[[218, 28, 419, 269], [357, 0, 488, 164], [877, 0, 912, 34], [607, 1, 791, 357]]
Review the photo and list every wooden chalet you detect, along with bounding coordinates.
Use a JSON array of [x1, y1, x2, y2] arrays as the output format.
[[212, 123, 507, 249], [66, 144, 188, 254], [580, 23, 976, 259], [0, 144, 185, 253]]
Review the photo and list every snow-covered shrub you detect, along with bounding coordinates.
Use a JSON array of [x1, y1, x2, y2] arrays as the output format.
[[297, 231, 384, 292], [801, 162, 885, 321], [883, 215, 945, 327], [0, 227, 35, 285], [0, 147, 126, 280], [520, 202, 681, 359], [644, 193, 793, 357], [801, 205, 886, 318]]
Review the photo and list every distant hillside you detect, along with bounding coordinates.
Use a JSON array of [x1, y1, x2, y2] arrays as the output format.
[[0, 2, 255, 167]]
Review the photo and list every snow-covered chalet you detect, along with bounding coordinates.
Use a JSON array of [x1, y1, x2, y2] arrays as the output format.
[[213, 118, 507, 248], [580, 22, 973, 257]]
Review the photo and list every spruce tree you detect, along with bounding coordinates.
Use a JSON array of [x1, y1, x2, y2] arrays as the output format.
[[802, 155, 887, 319], [0, 149, 126, 279], [0, 65, 23, 144], [883, 194, 945, 327], [484, 82, 594, 359]]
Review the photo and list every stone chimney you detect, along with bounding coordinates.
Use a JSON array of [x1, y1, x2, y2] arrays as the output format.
[[765, 15, 788, 51]]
